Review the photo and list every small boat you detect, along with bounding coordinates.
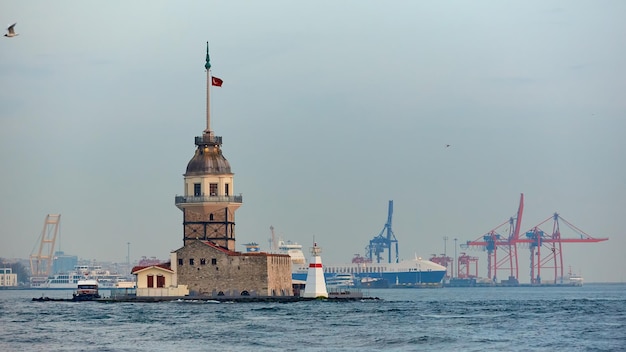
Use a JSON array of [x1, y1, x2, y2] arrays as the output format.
[[326, 273, 355, 288], [72, 279, 101, 301], [568, 275, 583, 286], [325, 273, 363, 298], [359, 276, 390, 288], [565, 267, 584, 286]]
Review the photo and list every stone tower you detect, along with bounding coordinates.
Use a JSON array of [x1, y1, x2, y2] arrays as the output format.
[[174, 43, 242, 251]]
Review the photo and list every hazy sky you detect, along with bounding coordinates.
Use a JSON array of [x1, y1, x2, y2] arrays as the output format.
[[1, 1, 624, 283]]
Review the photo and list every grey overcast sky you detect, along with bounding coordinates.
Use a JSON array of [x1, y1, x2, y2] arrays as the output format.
[[1, 1, 624, 283]]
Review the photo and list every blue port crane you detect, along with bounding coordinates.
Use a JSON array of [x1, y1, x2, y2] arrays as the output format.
[[367, 200, 399, 264]]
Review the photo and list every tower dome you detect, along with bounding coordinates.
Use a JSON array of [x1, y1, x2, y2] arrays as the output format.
[[185, 144, 232, 176]]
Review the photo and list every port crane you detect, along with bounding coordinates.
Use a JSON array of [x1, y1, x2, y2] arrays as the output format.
[[366, 200, 399, 263], [29, 214, 61, 282], [464, 194, 524, 283], [520, 213, 608, 284], [269, 225, 278, 252], [464, 194, 609, 284], [457, 252, 479, 279]]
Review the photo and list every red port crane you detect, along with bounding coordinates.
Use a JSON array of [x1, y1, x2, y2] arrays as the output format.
[[519, 213, 608, 284], [464, 193, 524, 284], [464, 194, 609, 284], [457, 252, 479, 279]]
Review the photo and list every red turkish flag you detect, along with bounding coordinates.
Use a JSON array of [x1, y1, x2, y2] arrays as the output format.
[[212, 76, 223, 87]]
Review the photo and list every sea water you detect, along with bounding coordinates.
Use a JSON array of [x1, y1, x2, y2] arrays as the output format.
[[1, 284, 624, 351]]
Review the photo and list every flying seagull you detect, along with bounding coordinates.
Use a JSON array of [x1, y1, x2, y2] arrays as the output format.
[[445, 144, 450, 148], [4, 23, 18, 37]]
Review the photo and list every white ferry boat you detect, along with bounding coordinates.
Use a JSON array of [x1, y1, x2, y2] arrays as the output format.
[[30, 265, 125, 289]]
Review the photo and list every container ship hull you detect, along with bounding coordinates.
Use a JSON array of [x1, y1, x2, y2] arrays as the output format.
[[267, 238, 447, 288], [292, 262, 446, 287]]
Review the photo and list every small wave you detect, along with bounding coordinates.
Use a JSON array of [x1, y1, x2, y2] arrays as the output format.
[[420, 313, 511, 319], [170, 298, 221, 304], [408, 335, 458, 345], [251, 306, 281, 312]]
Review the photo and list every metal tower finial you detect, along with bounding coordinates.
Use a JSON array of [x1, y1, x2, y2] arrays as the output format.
[[204, 42, 212, 134], [205, 42, 211, 70]]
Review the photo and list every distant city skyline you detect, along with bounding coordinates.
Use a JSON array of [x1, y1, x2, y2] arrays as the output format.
[[1, 1, 624, 283]]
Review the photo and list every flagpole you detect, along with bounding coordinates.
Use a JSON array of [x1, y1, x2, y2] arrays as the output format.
[[204, 42, 212, 136], [206, 69, 211, 136]]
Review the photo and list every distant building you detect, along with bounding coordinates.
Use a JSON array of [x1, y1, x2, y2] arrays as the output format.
[[137, 256, 164, 266], [52, 251, 78, 274], [0, 268, 18, 287]]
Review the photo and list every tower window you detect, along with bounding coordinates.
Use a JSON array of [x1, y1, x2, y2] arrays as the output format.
[[178, 259, 183, 266], [211, 258, 217, 265], [210, 183, 218, 196], [225, 184, 229, 196], [209, 214, 214, 221], [200, 258, 206, 265], [194, 183, 201, 196], [189, 258, 194, 265]]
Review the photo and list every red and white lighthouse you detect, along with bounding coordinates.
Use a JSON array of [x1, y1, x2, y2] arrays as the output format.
[[302, 242, 328, 298]]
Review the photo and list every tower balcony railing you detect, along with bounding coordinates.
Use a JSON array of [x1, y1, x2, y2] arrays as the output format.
[[175, 194, 243, 205], [195, 135, 222, 146]]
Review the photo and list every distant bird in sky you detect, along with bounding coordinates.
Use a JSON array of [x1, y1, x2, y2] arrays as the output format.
[[4, 23, 18, 37], [445, 144, 450, 148]]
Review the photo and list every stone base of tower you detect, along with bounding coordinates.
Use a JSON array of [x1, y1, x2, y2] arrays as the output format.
[[173, 240, 293, 297]]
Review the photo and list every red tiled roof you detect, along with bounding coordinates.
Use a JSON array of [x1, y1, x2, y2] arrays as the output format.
[[200, 241, 238, 255], [199, 241, 290, 258]]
